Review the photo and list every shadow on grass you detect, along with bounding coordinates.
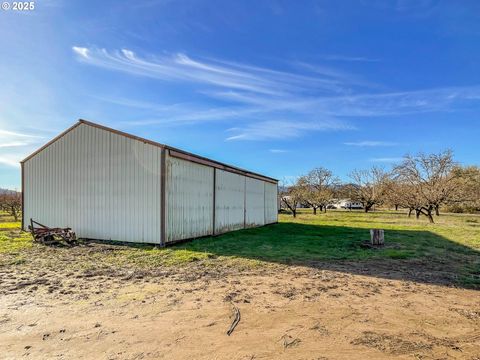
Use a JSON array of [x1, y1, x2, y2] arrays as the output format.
[[171, 222, 480, 289]]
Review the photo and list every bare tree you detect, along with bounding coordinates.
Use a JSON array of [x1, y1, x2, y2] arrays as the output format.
[[383, 177, 425, 215], [279, 183, 303, 218], [296, 176, 322, 214], [0, 192, 22, 222], [383, 178, 402, 211], [299, 167, 338, 214], [349, 166, 388, 212], [393, 150, 458, 223], [397, 183, 425, 218], [461, 166, 480, 208], [447, 165, 480, 212]]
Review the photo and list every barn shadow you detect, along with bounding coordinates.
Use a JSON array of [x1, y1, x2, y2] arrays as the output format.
[[172, 222, 480, 290]]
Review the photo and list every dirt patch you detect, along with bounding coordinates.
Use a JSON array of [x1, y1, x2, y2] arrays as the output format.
[[351, 331, 432, 354], [451, 307, 480, 321], [1, 240, 479, 359]]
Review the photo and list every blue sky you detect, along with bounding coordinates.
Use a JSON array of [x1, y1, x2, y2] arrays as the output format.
[[1, 0, 479, 189]]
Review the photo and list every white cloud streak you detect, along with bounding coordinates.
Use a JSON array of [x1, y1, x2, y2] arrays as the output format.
[[210, 86, 480, 117], [0, 129, 41, 138], [319, 54, 381, 62], [0, 142, 29, 148], [0, 155, 21, 168], [225, 119, 354, 141], [72, 46, 480, 141], [72, 46, 89, 59], [73, 47, 342, 96], [0, 128, 43, 167]]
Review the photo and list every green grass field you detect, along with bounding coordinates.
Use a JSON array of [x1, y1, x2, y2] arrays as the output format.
[[1, 209, 479, 287], [182, 210, 480, 261]]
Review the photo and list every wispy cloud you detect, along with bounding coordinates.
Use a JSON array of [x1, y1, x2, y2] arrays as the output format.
[[319, 54, 381, 62], [211, 86, 480, 117], [72, 46, 89, 58], [73, 47, 349, 96], [0, 128, 44, 167], [92, 96, 265, 128], [344, 140, 397, 147], [269, 149, 289, 153], [0, 142, 29, 148], [73, 46, 480, 141], [0, 155, 21, 168], [225, 119, 354, 141], [370, 157, 404, 163], [0, 129, 41, 138]]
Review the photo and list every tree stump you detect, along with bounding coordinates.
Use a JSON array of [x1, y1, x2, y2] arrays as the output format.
[[370, 229, 384, 247]]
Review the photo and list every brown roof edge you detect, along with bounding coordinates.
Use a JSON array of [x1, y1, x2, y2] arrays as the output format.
[[79, 119, 167, 150], [20, 119, 278, 183]]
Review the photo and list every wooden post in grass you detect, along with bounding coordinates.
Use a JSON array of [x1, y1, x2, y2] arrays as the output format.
[[370, 229, 384, 246]]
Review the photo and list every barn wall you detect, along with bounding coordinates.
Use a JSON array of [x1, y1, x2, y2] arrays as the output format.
[[245, 177, 265, 227], [23, 121, 278, 245], [214, 169, 245, 234], [264, 182, 278, 224], [23, 123, 163, 244], [165, 154, 214, 242]]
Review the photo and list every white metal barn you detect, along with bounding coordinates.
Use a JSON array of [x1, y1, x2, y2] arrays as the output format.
[[21, 120, 278, 245]]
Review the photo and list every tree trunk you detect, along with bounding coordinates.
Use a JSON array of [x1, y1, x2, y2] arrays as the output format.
[[324, 206, 327, 213], [10, 206, 18, 222], [292, 209, 297, 218], [395, 204, 399, 211], [427, 210, 434, 223], [417, 207, 435, 223], [313, 207, 317, 215], [415, 209, 420, 219], [408, 208, 413, 217], [435, 205, 440, 216]]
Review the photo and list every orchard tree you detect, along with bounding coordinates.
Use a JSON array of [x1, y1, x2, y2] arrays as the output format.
[[349, 166, 388, 212], [448, 165, 480, 212], [280, 184, 303, 218], [296, 176, 322, 214], [393, 150, 458, 223], [383, 178, 404, 211], [0, 191, 22, 222], [301, 167, 338, 213]]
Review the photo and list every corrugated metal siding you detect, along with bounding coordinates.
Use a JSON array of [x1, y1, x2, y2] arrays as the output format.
[[214, 169, 245, 234], [264, 182, 278, 224], [165, 155, 214, 242], [23, 124, 162, 244], [245, 177, 265, 227]]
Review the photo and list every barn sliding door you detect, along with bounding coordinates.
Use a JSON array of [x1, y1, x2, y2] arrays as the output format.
[[165, 155, 214, 242]]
